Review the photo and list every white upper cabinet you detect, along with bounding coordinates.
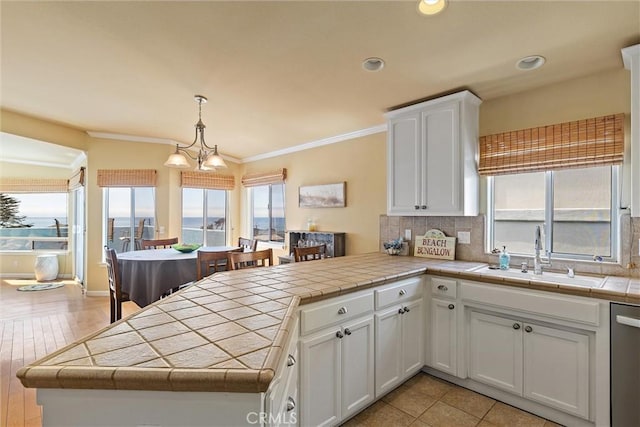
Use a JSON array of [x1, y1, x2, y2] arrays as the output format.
[[386, 90, 481, 216]]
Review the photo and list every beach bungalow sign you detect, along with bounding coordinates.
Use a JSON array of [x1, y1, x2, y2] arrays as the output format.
[[414, 229, 456, 260]]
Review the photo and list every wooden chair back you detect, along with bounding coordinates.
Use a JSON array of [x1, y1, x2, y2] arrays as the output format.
[[104, 246, 130, 323], [238, 237, 258, 252], [107, 218, 115, 242], [227, 248, 273, 270], [197, 247, 243, 279], [294, 244, 327, 262], [140, 237, 179, 249]]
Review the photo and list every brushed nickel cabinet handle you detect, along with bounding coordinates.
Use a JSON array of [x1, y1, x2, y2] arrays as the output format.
[[338, 307, 348, 315], [287, 354, 296, 367], [525, 326, 533, 333], [399, 289, 407, 296], [448, 304, 454, 310], [437, 284, 448, 291], [286, 397, 296, 412], [513, 323, 521, 330], [336, 331, 344, 338]]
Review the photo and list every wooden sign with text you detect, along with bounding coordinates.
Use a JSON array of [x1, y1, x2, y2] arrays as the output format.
[[414, 229, 456, 260]]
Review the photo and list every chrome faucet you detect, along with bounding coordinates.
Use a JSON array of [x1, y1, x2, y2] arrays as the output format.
[[533, 225, 551, 275]]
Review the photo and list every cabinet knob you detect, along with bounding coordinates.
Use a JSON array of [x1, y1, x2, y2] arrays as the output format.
[[337, 306, 348, 315], [513, 323, 521, 330], [421, 205, 428, 209], [286, 397, 296, 412], [524, 325, 533, 333], [398, 308, 405, 314], [399, 289, 407, 296], [448, 304, 455, 310], [437, 284, 448, 291], [344, 328, 352, 336], [403, 306, 410, 313], [414, 205, 420, 210], [287, 354, 296, 367], [336, 331, 344, 339]]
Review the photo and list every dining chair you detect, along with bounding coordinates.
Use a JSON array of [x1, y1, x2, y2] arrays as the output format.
[[107, 218, 115, 243], [227, 248, 273, 270], [197, 247, 244, 279], [238, 237, 258, 252], [294, 244, 327, 262], [140, 237, 179, 249], [104, 246, 131, 323]]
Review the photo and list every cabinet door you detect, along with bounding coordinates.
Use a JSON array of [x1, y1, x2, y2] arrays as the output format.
[[341, 316, 375, 420], [423, 101, 461, 215], [300, 328, 341, 427], [374, 306, 403, 397], [468, 311, 523, 395], [523, 323, 589, 419], [387, 113, 422, 215], [401, 298, 424, 377], [430, 297, 457, 376]]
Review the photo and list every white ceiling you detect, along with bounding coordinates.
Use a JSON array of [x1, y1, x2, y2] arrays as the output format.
[[1, 1, 639, 163]]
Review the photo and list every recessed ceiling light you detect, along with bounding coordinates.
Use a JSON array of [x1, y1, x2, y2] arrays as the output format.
[[362, 57, 385, 72], [516, 55, 546, 71], [417, 0, 447, 16]]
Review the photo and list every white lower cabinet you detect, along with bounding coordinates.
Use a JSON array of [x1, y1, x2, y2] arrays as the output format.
[[300, 315, 374, 426], [429, 297, 458, 376], [375, 298, 424, 397], [468, 311, 590, 419]]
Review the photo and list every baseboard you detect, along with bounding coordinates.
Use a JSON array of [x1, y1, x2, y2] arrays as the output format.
[[0, 273, 74, 279], [85, 290, 109, 297]]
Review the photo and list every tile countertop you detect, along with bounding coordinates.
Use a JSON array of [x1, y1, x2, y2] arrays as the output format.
[[16, 253, 640, 393]]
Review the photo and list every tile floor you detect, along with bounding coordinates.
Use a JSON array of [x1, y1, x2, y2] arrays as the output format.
[[342, 373, 562, 427]]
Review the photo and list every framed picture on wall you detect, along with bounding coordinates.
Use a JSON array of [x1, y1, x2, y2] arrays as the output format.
[[299, 182, 346, 208]]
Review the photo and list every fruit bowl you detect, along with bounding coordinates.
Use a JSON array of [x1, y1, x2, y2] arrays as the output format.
[[172, 243, 201, 253]]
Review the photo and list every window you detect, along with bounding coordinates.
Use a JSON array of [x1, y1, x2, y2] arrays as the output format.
[[182, 188, 227, 246], [251, 183, 285, 243], [0, 192, 68, 251], [488, 166, 618, 261], [104, 187, 155, 253]]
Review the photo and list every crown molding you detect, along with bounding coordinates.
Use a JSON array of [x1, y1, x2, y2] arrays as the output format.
[[241, 123, 388, 163]]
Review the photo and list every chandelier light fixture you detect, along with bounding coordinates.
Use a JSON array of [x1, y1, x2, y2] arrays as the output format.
[[164, 95, 228, 171]]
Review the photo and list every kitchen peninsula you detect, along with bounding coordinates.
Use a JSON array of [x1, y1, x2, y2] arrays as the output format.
[[17, 253, 640, 426]]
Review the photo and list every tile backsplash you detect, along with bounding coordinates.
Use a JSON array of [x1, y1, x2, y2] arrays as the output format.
[[380, 215, 640, 279]]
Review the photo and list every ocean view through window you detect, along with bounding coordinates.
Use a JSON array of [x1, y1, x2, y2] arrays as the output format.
[[182, 188, 227, 246], [0, 193, 68, 251], [251, 183, 285, 243]]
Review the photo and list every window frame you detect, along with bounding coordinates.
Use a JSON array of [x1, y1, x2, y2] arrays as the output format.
[[180, 187, 228, 246], [0, 192, 69, 253], [486, 166, 620, 263], [103, 187, 156, 254], [249, 183, 286, 245]]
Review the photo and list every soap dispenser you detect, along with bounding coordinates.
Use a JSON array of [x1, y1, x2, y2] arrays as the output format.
[[499, 246, 510, 270]]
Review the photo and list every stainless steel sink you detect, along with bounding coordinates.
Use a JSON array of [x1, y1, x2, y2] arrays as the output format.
[[471, 265, 604, 288]]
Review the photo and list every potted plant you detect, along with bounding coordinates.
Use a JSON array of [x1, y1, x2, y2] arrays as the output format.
[[383, 237, 404, 255]]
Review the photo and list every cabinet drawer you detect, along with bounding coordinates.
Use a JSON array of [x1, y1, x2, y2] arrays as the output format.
[[375, 277, 424, 310], [300, 292, 373, 335], [430, 277, 457, 299]]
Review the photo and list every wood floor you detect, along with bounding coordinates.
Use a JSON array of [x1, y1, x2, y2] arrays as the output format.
[[0, 279, 138, 427]]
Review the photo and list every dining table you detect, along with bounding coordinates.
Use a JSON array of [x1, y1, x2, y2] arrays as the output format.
[[118, 246, 239, 307]]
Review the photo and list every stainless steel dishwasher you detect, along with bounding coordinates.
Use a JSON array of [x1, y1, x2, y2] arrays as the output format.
[[610, 302, 640, 426]]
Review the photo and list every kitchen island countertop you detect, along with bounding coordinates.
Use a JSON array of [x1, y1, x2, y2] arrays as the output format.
[[17, 252, 640, 393]]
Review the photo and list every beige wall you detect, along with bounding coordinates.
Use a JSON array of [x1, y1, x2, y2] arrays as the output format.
[[242, 133, 387, 258]]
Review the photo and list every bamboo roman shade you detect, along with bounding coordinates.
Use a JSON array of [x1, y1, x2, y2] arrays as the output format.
[[241, 168, 287, 187], [97, 169, 157, 187], [478, 113, 624, 176], [180, 171, 235, 190], [0, 178, 68, 193], [68, 167, 85, 190]]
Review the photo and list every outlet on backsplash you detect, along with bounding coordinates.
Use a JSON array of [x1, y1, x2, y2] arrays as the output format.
[[457, 231, 471, 244]]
